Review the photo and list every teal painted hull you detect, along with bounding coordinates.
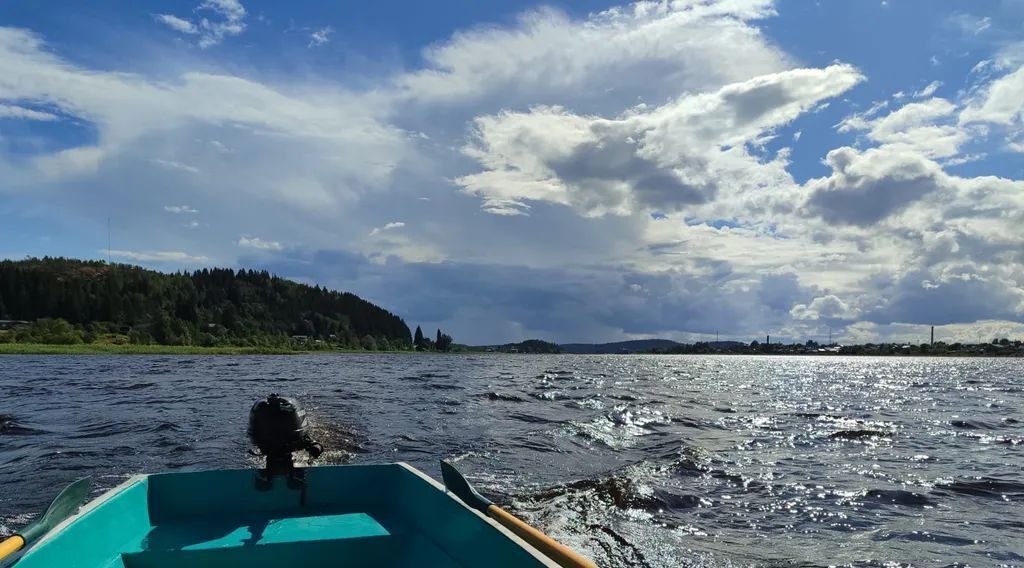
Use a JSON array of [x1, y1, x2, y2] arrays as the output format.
[[11, 464, 558, 567]]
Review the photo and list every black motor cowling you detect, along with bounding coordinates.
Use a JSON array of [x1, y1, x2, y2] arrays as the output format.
[[248, 394, 323, 469]]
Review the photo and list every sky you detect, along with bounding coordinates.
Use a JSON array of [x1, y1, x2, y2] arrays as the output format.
[[1, 0, 1023, 345]]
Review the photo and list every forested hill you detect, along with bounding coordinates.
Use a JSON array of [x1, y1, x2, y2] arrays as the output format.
[[0, 257, 411, 348]]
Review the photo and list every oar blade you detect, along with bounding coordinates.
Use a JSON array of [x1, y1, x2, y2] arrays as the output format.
[[439, 460, 492, 513], [21, 477, 91, 543]]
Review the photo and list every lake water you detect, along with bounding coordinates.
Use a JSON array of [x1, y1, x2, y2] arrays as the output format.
[[1, 354, 1022, 567]]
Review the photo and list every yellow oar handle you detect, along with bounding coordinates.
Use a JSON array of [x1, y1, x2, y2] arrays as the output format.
[[0, 535, 26, 562], [486, 505, 598, 568]]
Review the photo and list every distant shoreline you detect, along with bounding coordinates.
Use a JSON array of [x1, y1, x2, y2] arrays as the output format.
[[1, 343, 1021, 357], [0, 343, 416, 355]]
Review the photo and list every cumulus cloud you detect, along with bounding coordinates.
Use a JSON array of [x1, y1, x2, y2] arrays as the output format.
[[960, 64, 1024, 125], [458, 64, 862, 217], [790, 295, 858, 321], [398, 0, 788, 111], [237, 236, 283, 251], [804, 146, 948, 226], [839, 97, 965, 158], [958, 47, 1024, 153]]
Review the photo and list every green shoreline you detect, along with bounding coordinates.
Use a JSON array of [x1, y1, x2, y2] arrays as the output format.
[[0, 343, 416, 355], [2, 343, 1019, 357]]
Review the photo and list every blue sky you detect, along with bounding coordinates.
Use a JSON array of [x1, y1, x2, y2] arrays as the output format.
[[1, 0, 1022, 344]]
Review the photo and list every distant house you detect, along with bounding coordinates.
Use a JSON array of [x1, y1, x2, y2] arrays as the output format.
[[291, 335, 310, 342]]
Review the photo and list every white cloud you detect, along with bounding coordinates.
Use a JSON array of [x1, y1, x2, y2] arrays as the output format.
[[398, 0, 788, 107], [913, 80, 942, 98], [974, 16, 992, 34], [154, 14, 198, 35], [804, 145, 949, 226], [844, 320, 1024, 345], [154, 0, 246, 48], [940, 153, 985, 166], [308, 26, 333, 48], [1008, 133, 1024, 153], [458, 64, 863, 217], [839, 97, 965, 158], [0, 26, 407, 207], [369, 221, 405, 236], [959, 62, 1024, 163], [106, 249, 211, 263], [201, 0, 245, 22], [960, 64, 1024, 126], [33, 146, 104, 180], [208, 140, 233, 153], [0, 103, 59, 121], [164, 205, 199, 214], [237, 235, 283, 251], [790, 294, 858, 320], [949, 13, 992, 36], [149, 159, 200, 174]]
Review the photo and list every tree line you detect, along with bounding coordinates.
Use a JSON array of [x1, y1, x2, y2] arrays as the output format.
[[0, 257, 411, 349], [413, 325, 454, 351]]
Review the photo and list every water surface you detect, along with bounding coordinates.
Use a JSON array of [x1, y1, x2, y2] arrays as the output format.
[[1, 354, 1022, 566]]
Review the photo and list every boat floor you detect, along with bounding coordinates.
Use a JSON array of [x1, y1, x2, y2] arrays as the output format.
[[123, 509, 462, 567]]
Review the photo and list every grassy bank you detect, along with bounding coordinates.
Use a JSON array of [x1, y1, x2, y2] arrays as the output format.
[[0, 343, 383, 355]]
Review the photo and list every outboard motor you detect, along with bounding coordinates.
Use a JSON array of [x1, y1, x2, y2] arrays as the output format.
[[248, 394, 323, 500]]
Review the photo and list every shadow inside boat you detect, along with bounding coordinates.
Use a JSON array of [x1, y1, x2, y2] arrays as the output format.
[[140, 516, 272, 551]]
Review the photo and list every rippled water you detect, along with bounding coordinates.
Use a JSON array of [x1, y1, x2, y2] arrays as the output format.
[[1, 355, 1022, 567]]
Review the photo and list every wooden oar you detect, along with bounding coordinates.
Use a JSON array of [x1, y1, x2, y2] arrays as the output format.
[[440, 461, 597, 568], [0, 477, 91, 563]]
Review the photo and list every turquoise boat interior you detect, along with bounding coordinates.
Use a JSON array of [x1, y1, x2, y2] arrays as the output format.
[[11, 464, 557, 568]]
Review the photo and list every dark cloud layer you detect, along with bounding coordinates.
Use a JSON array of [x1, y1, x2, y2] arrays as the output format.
[[243, 247, 821, 344]]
